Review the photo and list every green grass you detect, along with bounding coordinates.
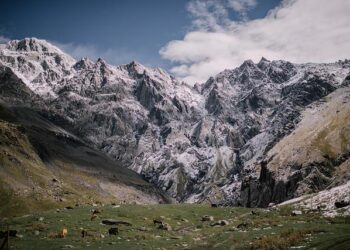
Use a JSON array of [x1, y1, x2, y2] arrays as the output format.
[[0, 185, 57, 218], [1, 204, 350, 250]]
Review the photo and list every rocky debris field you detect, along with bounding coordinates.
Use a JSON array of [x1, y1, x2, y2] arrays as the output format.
[[279, 180, 350, 218], [1, 204, 350, 250]]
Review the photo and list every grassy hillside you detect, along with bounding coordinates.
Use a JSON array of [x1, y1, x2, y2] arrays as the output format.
[[0, 105, 168, 218], [266, 87, 350, 192], [1, 204, 350, 249]]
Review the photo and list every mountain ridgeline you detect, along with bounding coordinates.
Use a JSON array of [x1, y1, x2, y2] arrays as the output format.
[[1, 38, 350, 210]]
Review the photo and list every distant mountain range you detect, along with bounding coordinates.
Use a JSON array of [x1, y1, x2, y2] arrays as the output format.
[[1, 38, 349, 214]]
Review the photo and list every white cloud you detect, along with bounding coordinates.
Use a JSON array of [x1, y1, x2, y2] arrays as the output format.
[[0, 35, 10, 44], [186, 0, 258, 30], [186, 0, 230, 31], [228, 0, 257, 19], [160, 0, 350, 84], [228, 0, 257, 12]]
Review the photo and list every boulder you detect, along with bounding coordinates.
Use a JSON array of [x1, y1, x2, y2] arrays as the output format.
[[108, 228, 119, 235], [102, 219, 132, 226], [158, 223, 172, 231], [211, 220, 229, 226], [153, 219, 163, 225], [201, 215, 214, 222], [291, 210, 302, 216]]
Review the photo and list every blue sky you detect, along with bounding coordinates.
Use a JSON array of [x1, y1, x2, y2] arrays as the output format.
[[0, 0, 280, 68], [1, 0, 349, 84]]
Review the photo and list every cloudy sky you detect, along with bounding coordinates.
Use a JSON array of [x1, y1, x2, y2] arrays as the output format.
[[1, 0, 349, 84]]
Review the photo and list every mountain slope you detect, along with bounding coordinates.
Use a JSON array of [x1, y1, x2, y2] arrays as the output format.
[[1, 38, 350, 208], [240, 86, 350, 207], [0, 67, 168, 217], [0, 104, 168, 217]]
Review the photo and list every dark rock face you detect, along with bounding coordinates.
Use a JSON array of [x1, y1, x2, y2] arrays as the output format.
[[160, 126, 172, 145], [334, 200, 350, 208], [172, 96, 186, 113], [0, 66, 41, 105], [240, 150, 350, 207], [134, 76, 163, 111], [258, 59, 297, 84], [240, 162, 275, 208], [149, 106, 170, 126], [205, 87, 222, 115], [281, 74, 336, 106]]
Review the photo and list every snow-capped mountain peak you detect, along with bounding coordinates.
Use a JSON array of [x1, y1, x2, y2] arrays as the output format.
[[0, 38, 76, 97], [1, 38, 350, 206], [8, 38, 62, 54]]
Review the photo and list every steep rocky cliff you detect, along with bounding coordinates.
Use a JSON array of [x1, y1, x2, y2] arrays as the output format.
[[1, 38, 349, 207]]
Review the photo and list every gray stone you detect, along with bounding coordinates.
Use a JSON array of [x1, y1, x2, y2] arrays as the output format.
[[201, 215, 214, 222]]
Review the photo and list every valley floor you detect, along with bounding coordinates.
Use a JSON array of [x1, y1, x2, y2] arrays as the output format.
[[1, 204, 350, 250]]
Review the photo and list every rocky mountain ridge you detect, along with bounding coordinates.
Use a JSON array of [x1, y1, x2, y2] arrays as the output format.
[[0, 64, 169, 216], [1, 38, 349, 207]]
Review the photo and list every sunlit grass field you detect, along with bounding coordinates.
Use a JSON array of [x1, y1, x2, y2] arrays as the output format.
[[1, 204, 350, 249]]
